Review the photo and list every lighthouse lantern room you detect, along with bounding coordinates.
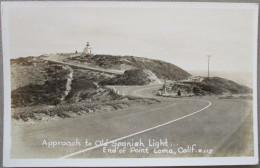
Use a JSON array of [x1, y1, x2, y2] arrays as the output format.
[[83, 42, 92, 55]]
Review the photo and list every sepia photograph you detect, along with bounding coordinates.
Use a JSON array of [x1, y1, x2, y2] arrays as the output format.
[[1, 1, 259, 167]]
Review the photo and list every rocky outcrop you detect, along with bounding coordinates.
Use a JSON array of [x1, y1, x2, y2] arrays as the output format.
[[99, 68, 162, 85]]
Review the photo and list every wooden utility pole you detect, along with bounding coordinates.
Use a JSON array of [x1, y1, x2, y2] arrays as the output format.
[[207, 55, 211, 78]]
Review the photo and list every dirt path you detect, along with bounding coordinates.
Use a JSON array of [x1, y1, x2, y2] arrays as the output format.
[[42, 54, 124, 75], [61, 67, 74, 101]]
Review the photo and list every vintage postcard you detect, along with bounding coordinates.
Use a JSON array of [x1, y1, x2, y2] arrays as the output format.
[[1, 1, 259, 167]]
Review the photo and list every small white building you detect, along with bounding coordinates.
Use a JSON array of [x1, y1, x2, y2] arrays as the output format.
[[83, 42, 92, 54]]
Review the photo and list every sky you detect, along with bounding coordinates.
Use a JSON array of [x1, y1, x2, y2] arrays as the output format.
[[5, 3, 257, 73]]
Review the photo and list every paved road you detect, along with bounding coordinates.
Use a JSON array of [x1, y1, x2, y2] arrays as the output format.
[[11, 84, 254, 158]]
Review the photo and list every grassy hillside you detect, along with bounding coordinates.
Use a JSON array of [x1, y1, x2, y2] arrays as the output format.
[[64, 68, 116, 103], [65, 54, 191, 80], [12, 92, 159, 122], [126, 56, 191, 80], [201, 77, 252, 94], [99, 68, 161, 85], [162, 77, 252, 97], [11, 57, 49, 90], [11, 57, 71, 107], [11, 56, 159, 122]]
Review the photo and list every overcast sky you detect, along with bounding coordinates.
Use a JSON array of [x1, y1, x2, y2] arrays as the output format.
[[6, 3, 257, 72]]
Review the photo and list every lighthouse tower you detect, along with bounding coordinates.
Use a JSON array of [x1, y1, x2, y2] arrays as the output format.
[[83, 42, 92, 55]]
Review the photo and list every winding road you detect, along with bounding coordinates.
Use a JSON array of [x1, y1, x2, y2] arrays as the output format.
[[11, 84, 254, 159]]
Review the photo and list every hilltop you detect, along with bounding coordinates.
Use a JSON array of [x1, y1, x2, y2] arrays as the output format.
[[65, 54, 191, 80]]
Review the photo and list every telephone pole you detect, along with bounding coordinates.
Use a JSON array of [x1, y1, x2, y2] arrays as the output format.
[[207, 55, 211, 78]]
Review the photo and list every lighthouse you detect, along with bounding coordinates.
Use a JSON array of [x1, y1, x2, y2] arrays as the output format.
[[83, 42, 92, 55]]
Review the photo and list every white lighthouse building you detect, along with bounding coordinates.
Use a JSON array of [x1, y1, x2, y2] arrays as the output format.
[[83, 42, 92, 54]]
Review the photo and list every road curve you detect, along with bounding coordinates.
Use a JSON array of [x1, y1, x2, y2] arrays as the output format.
[[60, 85, 212, 158], [11, 84, 253, 158]]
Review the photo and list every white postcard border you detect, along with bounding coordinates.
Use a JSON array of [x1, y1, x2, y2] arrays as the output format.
[[1, 1, 259, 167]]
